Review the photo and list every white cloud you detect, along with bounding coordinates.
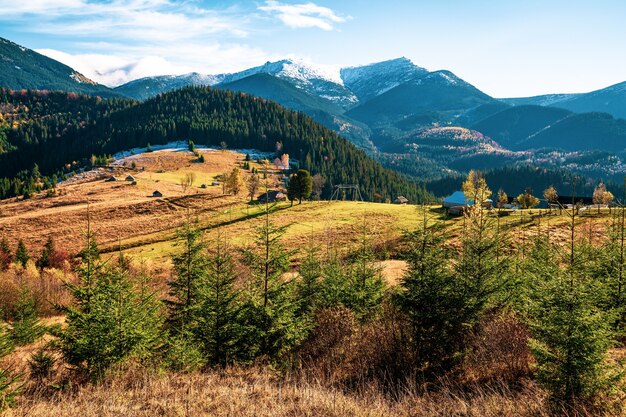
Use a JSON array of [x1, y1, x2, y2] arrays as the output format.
[[37, 43, 278, 87], [1, 0, 249, 41], [258, 1, 348, 31]]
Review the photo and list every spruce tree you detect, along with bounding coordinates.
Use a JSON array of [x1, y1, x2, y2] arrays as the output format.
[[166, 219, 207, 336], [196, 231, 246, 367], [347, 223, 385, 321], [15, 239, 29, 268], [0, 237, 11, 271], [62, 253, 163, 379], [0, 321, 19, 411], [10, 288, 45, 345], [528, 193, 618, 407], [296, 245, 322, 316], [395, 210, 469, 373], [455, 172, 509, 329], [36, 236, 55, 270], [242, 209, 306, 359]]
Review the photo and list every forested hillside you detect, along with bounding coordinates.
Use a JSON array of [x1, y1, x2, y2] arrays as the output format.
[[0, 87, 426, 202]]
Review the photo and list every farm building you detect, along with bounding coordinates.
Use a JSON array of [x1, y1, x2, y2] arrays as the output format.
[[258, 190, 287, 203], [152, 190, 163, 198], [394, 196, 409, 204], [200, 184, 207, 189], [125, 175, 136, 181], [105, 176, 117, 182], [211, 182, 220, 186]]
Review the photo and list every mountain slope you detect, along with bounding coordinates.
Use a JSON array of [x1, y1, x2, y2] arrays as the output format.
[[0, 38, 121, 97], [522, 112, 626, 152], [346, 70, 496, 127], [114, 73, 220, 100], [217, 73, 375, 150], [472, 105, 573, 149], [501, 80, 626, 120], [555, 81, 626, 120], [340, 57, 428, 103]]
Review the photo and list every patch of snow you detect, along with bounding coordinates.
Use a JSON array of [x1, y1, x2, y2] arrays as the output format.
[[110, 141, 275, 165], [70, 73, 84, 83]]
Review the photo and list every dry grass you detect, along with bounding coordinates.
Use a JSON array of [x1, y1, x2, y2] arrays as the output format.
[[3, 366, 557, 417], [0, 262, 71, 318]]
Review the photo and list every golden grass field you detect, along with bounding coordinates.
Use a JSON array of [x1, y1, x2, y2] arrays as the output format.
[[0, 147, 618, 285], [1, 148, 624, 416]]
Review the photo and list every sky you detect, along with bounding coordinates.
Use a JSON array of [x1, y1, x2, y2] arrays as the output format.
[[0, 0, 625, 97]]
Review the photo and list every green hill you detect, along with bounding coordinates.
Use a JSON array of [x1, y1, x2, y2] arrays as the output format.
[[0, 87, 425, 202], [472, 105, 573, 149], [0, 38, 121, 98], [523, 112, 626, 152]]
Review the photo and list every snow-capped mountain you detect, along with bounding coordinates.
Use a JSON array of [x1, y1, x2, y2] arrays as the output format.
[[114, 72, 222, 101], [219, 59, 357, 108], [340, 57, 428, 102], [501, 80, 626, 120], [115, 59, 358, 107]]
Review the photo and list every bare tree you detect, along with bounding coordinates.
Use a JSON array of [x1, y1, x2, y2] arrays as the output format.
[[180, 172, 196, 193], [311, 174, 325, 200], [247, 173, 261, 201]]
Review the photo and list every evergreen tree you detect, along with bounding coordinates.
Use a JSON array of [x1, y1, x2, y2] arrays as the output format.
[[295, 245, 322, 316], [0, 321, 19, 411], [347, 223, 385, 321], [196, 231, 246, 366], [62, 252, 163, 379], [10, 288, 45, 345], [455, 172, 510, 350], [36, 236, 55, 270], [242, 210, 306, 359], [396, 210, 469, 373], [528, 195, 618, 407], [15, 240, 29, 268], [287, 169, 313, 205], [166, 219, 207, 336], [0, 237, 11, 271]]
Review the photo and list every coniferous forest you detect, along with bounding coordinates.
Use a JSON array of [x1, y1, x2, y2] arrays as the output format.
[[0, 88, 428, 202]]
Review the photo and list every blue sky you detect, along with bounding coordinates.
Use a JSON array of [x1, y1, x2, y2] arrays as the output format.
[[0, 0, 624, 97]]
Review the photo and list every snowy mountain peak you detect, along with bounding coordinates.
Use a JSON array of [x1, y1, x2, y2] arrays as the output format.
[[424, 70, 463, 86], [225, 58, 343, 86], [339, 57, 428, 102]]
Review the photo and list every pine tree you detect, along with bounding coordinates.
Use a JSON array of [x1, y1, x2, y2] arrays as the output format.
[[0, 237, 11, 271], [296, 245, 322, 316], [15, 239, 29, 268], [36, 236, 55, 270], [242, 209, 306, 359], [10, 288, 45, 345], [528, 190, 618, 407], [196, 231, 246, 366], [62, 252, 163, 379], [166, 219, 207, 336], [395, 209, 469, 373], [0, 321, 19, 411]]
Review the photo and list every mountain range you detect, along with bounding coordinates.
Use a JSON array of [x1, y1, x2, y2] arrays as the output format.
[[2, 36, 626, 192]]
